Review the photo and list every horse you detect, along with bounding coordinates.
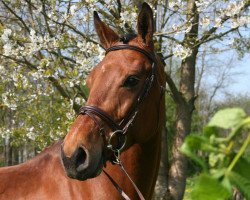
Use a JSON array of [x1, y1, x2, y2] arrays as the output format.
[[0, 3, 166, 199]]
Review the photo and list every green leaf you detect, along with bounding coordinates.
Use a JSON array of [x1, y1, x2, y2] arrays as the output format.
[[191, 173, 232, 200], [184, 134, 218, 152], [233, 157, 250, 180], [210, 168, 226, 179], [227, 171, 250, 200], [208, 108, 246, 129], [203, 126, 219, 138], [221, 176, 232, 193], [180, 140, 207, 171]]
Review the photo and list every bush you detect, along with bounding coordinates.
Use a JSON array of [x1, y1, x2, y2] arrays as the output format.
[[182, 108, 250, 200]]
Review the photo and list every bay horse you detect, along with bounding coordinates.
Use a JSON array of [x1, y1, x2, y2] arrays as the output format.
[[0, 3, 165, 200]]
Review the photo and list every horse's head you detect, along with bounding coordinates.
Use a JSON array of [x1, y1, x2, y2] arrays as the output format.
[[61, 3, 165, 181]]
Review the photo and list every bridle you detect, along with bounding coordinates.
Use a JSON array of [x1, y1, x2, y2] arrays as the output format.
[[79, 44, 158, 154], [78, 44, 163, 200]]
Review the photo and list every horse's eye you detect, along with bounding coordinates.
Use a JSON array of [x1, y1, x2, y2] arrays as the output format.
[[123, 76, 140, 88]]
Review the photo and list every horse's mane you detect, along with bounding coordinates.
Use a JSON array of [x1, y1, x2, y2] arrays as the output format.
[[119, 33, 137, 44]]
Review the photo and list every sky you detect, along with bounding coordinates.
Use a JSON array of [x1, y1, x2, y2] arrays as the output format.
[[227, 54, 250, 97]]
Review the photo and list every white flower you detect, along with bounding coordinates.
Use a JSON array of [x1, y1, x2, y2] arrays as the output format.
[[173, 44, 192, 60], [1, 28, 12, 42], [231, 16, 250, 28], [69, 81, 74, 87], [70, 5, 77, 15], [120, 11, 130, 23], [77, 41, 85, 52], [214, 18, 222, 28], [3, 43, 13, 56], [21, 76, 29, 88], [29, 29, 36, 42], [201, 17, 210, 28], [66, 112, 74, 120], [169, 0, 182, 11], [12, 73, 19, 86], [27, 127, 36, 141], [1, 92, 8, 105], [0, 65, 6, 75], [231, 18, 240, 28], [223, 1, 244, 17], [9, 103, 17, 110], [195, 0, 212, 12], [120, 10, 137, 28], [185, 23, 192, 33], [75, 97, 81, 105], [98, 46, 105, 61]]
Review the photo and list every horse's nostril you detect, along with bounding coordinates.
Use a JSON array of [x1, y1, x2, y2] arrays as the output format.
[[75, 147, 88, 172]]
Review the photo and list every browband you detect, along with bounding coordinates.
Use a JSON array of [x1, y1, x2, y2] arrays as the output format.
[[106, 45, 156, 62]]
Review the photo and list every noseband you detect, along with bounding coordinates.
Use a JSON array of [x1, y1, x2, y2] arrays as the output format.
[[79, 44, 157, 154]]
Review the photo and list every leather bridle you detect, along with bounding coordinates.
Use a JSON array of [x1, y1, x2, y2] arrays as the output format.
[[78, 44, 162, 200], [79, 44, 157, 153]]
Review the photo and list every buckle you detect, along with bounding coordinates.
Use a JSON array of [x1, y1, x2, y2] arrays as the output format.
[[107, 130, 126, 152]]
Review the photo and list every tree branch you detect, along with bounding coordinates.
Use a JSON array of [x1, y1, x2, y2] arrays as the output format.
[[48, 76, 70, 100], [197, 1, 250, 47], [1, 0, 30, 32], [0, 54, 37, 70], [165, 73, 185, 105], [155, 34, 182, 45]]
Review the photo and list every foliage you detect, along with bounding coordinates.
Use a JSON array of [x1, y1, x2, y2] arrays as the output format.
[[181, 108, 250, 200]]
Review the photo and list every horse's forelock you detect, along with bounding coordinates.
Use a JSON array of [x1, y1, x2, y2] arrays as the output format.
[[119, 33, 137, 44]]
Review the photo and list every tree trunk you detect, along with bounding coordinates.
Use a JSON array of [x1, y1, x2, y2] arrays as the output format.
[[23, 143, 28, 162], [165, 104, 192, 200], [13, 147, 19, 165], [233, 188, 245, 200], [153, 128, 168, 199], [4, 135, 12, 166], [165, 0, 199, 199], [7, 144, 12, 166]]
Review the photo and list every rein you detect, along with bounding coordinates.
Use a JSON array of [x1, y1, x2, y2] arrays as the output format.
[[78, 44, 161, 200]]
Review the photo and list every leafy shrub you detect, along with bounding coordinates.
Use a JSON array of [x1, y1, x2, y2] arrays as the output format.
[[182, 108, 250, 200]]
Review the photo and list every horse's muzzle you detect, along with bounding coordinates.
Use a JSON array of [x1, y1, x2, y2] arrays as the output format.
[[61, 146, 103, 180]]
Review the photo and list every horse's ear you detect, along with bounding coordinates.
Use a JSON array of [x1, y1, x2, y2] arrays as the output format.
[[94, 11, 119, 49], [137, 3, 154, 47]]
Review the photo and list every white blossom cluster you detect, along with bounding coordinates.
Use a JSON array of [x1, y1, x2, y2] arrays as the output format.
[[173, 44, 192, 60], [198, 0, 249, 30], [163, 0, 250, 60], [169, 0, 184, 11], [120, 8, 137, 29], [1, 28, 63, 58], [1, 92, 17, 110], [195, 0, 214, 12]]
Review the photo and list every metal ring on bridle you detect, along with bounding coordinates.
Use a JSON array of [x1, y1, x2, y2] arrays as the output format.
[[107, 130, 127, 152]]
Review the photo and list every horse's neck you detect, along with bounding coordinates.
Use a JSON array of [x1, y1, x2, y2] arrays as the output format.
[[106, 132, 161, 199]]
